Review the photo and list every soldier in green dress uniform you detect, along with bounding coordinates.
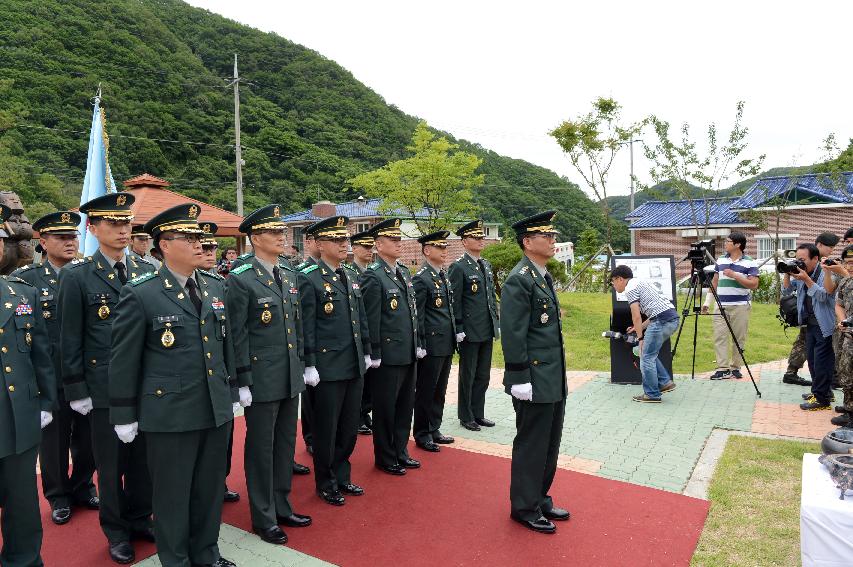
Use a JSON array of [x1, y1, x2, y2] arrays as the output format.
[[59, 192, 155, 564], [360, 218, 423, 475], [298, 216, 372, 504], [502, 211, 569, 534], [109, 203, 238, 567], [412, 231, 457, 453], [349, 230, 375, 435], [448, 220, 499, 431], [129, 225, 161, 269], [295, 224, 319, 455], [226, 205, 312, 545], [13, 211, 98, 527], [0, 203, 57, 567]]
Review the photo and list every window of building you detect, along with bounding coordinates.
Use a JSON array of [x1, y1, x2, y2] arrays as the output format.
[[756, 236, 796, 260], [292, 227, 304, 254], [356, 222, 371, 234]]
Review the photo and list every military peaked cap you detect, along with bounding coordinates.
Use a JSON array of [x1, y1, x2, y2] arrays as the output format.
[[369, 218, 402, 239], [456, 219, 485, 238], [33, 211, 80, 235], [143, 203, 204, 237], [80, 192, 135, 221], [307, 216, 350, 239], [511, 210, 559, 236], [239, 204, 286, 234], [417, 230, 450, 247]]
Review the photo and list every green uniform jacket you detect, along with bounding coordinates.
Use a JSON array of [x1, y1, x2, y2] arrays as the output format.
[[59, 251, 155, 407], [0, 276, 57, 458], [448, 254, 499, 342], [108, 268, 237, 432], [231, 253, 293, 272], [298, 260, 370, 379], [412, 263, 456, 358], [226, 258, 305, 402], [12, 262, 61, 382], [500, 256, 567, 403], [360, 259, 420, 365]]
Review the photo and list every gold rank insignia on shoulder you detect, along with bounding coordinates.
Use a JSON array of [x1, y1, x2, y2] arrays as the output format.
[[390, 297, 399, 310], [324, 302, 334, 314], [98, 305, 110, 320], [261, 309, 272, 324]]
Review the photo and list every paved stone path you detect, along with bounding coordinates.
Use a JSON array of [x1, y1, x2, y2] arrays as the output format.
[[135, 358, 833, 565]]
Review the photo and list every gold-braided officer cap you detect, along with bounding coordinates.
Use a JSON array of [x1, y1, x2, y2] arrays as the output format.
[[79, 192, 135, 221], [239, 204, 286, 234], [307, 216, 350, 239], [350, 230, 375, 247], [511, 210, 559, 236], [143, 203, 204, 237], [199, 221, 218, 246], [455, 219, 485, 238], [417, 230, 450, 248], [369, 218, 402, 239], [33, 211, 81, 235]]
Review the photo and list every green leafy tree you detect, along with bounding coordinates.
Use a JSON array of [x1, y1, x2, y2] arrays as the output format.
[[550, 97, 642, 282], [575, 226, 602, 261], [643, 101, 765, 237], [348, 121, 483, 233]]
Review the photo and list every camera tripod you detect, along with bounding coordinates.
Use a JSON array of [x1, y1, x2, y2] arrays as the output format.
[[671, 263, 762, 397]]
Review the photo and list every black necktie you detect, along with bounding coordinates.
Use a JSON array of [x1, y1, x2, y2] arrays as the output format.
[[544, 272, 556, 298], [477, 259, 487, 275], [186, 277, 202, 315], [273, 266, 283, 289], [115, 262, 127, 285]]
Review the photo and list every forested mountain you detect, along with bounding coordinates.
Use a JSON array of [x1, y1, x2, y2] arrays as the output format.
[[0, 0, 608, 241]]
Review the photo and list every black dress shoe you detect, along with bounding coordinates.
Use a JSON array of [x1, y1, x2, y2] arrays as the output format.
[[108, 541, 135, 564], [77, 495, 100, 510], [212, 559, 237, 567], [358, 424, 372, 435], [543, 507, 571, 521], [475, 417, 495, 427], [253, 525, 287, 544], [416, 441, 440, 452], [131, 527, 156, 542], [433, 433, 455, 444], [340, 483, 364, 496], [376, 463, 406, 476], [293, 462, 311, 475], [400, 457, 421, 468], [510, 514, 556, 534], [318, 489, 345, 506], [223, 488, 240, 503], [51, 506, 71, 525], [460, 420, 481, 431], [278, 512, 312, 527]]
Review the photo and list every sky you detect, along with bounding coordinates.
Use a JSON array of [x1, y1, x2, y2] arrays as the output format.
[[187, 0, 852, 198]]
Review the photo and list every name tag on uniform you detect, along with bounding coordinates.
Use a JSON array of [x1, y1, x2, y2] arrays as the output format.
[[257, 297, 273, 304], [157, 315, 179, 323]]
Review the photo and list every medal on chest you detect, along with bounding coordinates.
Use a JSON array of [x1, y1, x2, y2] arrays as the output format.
[[161, 323, 175, 348], [261, 309, 272, 324], [390, 297, 399, 310]]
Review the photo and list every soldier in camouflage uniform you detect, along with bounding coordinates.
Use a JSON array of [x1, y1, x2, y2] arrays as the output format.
[[831, 246, 853, 426]]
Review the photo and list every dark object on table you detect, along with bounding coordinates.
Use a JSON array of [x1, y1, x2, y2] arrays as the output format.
[[820, 428, 853, 455], [818, 454, 853, 500]]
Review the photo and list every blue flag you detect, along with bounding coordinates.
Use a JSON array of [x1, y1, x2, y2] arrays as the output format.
[[78, 91, 118, 255]]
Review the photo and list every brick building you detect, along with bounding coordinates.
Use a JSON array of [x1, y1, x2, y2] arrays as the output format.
[[626, 173, 853, 279], [281, 197, 501, 268]]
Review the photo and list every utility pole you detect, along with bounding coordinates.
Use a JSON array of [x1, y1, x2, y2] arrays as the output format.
[[232, 53, 244, 217], [622, 138, 642, 254]]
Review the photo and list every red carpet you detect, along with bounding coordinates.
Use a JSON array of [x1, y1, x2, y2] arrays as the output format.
[[21, 418, 709, 566]]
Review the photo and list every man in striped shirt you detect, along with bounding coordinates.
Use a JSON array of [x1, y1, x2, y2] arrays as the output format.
[[702, 232, 759, 380]]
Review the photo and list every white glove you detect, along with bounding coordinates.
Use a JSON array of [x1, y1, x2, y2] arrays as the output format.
[[233, 402, 241, 416], [416, 347, 427, 359], [370, 358, 382, 369], [455, 332, 466, 343], [238, 386, 252, 408], [364, 355, 373, 369], [40, 411, 53, 429], [510, 383, 533, 401], [303, 366, 320, 387], [114, 422, 138, 444], [70, 397, 93, 416]]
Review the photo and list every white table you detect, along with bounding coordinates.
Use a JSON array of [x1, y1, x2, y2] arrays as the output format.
[[801, 453, 853, 567]]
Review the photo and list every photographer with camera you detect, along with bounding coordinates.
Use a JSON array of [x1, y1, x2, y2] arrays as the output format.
[[700, 232, 759, 380], [832, 246, 853, 426], [609, 265, 679, 403], [782, 243, 837, 411]]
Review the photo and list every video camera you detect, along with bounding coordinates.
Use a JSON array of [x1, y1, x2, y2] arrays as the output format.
[[602, 330, 639, 345], [776, 249, 806, 275], [841, 316, 853, 328], [685, 240, 716, 271]]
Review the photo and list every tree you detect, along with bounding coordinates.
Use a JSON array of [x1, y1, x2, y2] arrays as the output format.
[[643, 101, 765, 237], [575, 226, 602, 261], [348, 121, 484, 233], [549, 97, 642, 283]]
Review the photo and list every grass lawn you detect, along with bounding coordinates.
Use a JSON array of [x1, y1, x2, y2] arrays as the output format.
[[485, 292, 793, 373], [691, 435, 818, 567]]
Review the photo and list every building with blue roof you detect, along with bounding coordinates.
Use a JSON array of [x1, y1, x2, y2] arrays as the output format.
[[625, 173, 853, 277]]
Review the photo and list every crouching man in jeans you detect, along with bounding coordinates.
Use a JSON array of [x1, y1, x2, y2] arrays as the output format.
[[609, 265, 679, 403]]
